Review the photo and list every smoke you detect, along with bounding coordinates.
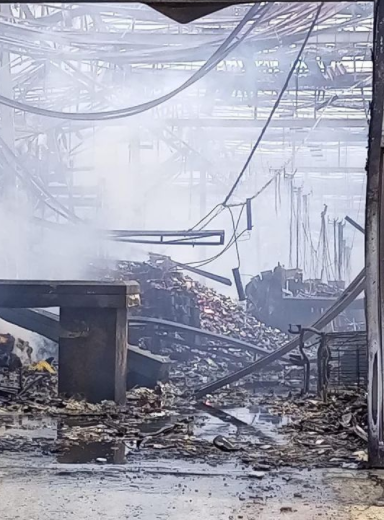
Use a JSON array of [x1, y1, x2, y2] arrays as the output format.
[[0, 7, 368, 300]]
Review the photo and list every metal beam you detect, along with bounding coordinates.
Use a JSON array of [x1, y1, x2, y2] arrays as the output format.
[[129, 316, 271, 356], [345, 215, 365, 234], [365, 0, 384, 468], [195, 269, 366, 398], [162, 118, 369, 128]]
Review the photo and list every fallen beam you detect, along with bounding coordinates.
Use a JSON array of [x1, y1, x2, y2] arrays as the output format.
[[129, 316, 271, 356], [0, 308, 59, 342], [0, 309, 271, 358], [0, 308, 269, 355], [0, 308, 170, 389], [345, 215, 365, 235], [195, 269, 366, 398]]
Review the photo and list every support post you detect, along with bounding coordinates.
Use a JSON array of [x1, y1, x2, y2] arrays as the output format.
[[0, 279, 140, 405], [59, 306, 128, 404], [366, 0, 384, 467]]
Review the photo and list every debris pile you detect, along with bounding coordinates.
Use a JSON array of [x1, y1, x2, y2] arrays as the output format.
[[0, 366, 369, 469], [91, 257, 288, 349], [181, 278, 288, 351], [92, 258, 289, 389], [245, 390, 368, 468]]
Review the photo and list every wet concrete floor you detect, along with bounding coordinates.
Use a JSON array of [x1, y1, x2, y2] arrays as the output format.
[[0, 410, 383, 519], [0, 404, 289, 464], [0, 455, 383, 520]]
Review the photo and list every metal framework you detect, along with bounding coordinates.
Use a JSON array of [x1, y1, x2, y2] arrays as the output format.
[[0, 3, 371, 223], [1, 1, 382, 465]]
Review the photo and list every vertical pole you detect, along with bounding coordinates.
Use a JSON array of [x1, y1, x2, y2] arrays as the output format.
[[289, 179, 294, 268], [199, 169, 207, 266], [0, 5, 16, 277], [338, 221, 344, 281], [366, 0, 384, 467], [0, 5, 15, 183], [296, 186, 302, 270], [333, 219, 338, 280]]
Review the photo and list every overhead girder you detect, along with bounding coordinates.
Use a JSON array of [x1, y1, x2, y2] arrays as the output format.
[[0, 1, 370, 224]]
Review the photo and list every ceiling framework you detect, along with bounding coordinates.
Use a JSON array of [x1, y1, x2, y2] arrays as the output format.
[[0, 2, 372, 225]]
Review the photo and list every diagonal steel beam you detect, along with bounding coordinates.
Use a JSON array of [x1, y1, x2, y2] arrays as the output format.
[[195, 269, 366, 398]]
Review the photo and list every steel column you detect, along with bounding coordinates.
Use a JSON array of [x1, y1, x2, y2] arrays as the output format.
[[366, 0, 384, 468]]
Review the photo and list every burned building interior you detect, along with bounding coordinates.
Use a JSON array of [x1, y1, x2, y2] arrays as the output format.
[[0, 1, 384, 519]]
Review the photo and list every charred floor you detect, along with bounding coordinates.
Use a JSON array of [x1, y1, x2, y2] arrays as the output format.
[[0, 1, 380, 519], [0, 258, 378, 519]]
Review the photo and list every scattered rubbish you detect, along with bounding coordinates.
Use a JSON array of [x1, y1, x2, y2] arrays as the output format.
[[248, 471, 266, 479], [29, 360, 56, 375], [353, 450, 368, 462], [341, 413, 352, 427], [353, 424, 368, 442], [0, 261, 370, 472], [253, 463, 271, 472], [213, 435, 238, 452]]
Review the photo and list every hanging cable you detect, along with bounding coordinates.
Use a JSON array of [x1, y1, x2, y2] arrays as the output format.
[[223, 2, 324, 206], [0, 4, 269, 121], [183, 204, 246, 269], [192, 2, 323, 236]]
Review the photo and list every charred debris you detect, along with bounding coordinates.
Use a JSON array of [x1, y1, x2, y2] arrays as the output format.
[[0, 257, 368, 468]]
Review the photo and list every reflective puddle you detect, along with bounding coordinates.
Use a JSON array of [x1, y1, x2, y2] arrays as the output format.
[[0, 404, 290, 464]]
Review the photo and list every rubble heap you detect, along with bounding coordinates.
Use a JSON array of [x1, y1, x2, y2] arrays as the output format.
[[149, 275, 289, 389], [91, 257, 288, 349], [245, 390, 368, 468], [171, 275, 288, 351], [91, 259, 289, 389]]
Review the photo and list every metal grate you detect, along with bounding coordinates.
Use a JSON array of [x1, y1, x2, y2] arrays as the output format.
[[318, 331, 367, 397]]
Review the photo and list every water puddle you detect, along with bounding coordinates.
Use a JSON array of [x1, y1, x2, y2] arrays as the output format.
[[196, 404, 289, 444], [57, 440, 127, 464], [0, 413, 56, 439], [0, 404, 290, 464], [139, 404, 289, 444]]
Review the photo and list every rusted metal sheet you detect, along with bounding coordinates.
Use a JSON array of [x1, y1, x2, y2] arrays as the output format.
[[365, 0, 384, 468]]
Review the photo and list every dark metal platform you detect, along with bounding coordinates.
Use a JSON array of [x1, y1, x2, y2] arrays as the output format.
[[0, 307, 171, 391], [0, 280, 140, 404]]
